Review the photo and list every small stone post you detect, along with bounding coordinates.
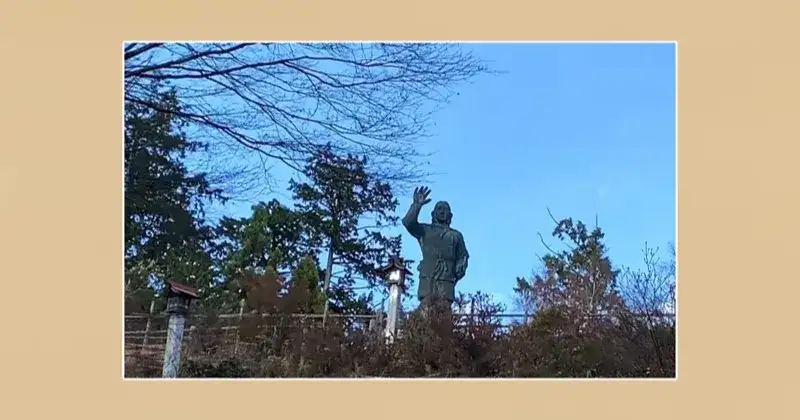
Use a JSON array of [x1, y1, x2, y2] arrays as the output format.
[[384, 281, 402, 342], [380, 258, 411, 344], [161, 281, 198, 378]]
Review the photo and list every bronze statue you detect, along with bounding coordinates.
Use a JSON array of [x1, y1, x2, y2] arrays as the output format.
[[402, 186, 469, 306]]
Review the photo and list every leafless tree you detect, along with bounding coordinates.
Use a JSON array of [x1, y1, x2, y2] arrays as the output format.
[[618, 243, 676, 327], [615, 243, 676, 376], [124, 43, 489, 196]]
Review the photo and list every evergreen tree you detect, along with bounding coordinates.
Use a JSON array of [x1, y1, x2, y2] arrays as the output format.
[[124, 81, 223, 310], [285, 255, 326, 314], [289, 146, 401, 323], [515, 217, 625, 332], [214, 199, 313, 277]]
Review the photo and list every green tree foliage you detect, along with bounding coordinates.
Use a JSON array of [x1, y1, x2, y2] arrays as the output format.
[[289, 145, 402, 318], [515, 216, 625, 326], [508, 216, 675, 377], [509, 216, 630, 376], [124, 82, 223, 311], [285, 256, 326, 314], [214, 199, 312, 278], [201, 152, 399, 317], [207, 199, 316, 312]]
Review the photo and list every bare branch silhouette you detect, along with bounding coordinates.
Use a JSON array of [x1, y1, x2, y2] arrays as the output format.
[[124, 43, 490, 195]]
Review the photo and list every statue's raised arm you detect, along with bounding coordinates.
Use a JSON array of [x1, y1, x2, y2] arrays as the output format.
[[402, 186, 432, 239]]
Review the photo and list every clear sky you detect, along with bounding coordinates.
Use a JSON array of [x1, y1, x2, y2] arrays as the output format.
[[204, 42, 676, 311]]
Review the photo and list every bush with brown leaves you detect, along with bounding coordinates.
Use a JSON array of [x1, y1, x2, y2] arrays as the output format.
[[123, 289, 674, 378]]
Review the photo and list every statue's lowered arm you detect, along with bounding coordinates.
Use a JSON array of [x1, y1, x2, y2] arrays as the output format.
[[454, 232, 469, 281]]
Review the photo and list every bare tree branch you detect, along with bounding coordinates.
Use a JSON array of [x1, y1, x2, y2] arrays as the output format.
[[124, 43, 490, 196], [124, 42, 165, 60]]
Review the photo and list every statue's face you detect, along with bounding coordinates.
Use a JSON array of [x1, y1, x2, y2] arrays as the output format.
[[432, 201, 452, 225]]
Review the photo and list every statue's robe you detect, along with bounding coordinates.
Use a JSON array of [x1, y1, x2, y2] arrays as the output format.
[[403, 206, 469, 302]]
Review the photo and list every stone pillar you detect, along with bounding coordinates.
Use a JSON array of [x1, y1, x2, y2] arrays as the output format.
[[161, 281, 198, 378]]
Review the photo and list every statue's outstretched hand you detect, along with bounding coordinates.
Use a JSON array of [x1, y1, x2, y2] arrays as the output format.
[[413, 186, 432, 206]]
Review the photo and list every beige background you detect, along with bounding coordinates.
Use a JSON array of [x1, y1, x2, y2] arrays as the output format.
[[0, 0, 797, 418]]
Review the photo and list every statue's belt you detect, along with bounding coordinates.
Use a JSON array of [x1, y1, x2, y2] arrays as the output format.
[[418, 276, 456, 282]]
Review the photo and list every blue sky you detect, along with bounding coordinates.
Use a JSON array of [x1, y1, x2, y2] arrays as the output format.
[[201, 43, 676, 311]]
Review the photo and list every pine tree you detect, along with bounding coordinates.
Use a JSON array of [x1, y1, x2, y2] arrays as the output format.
[[289, 145, 401, 324], [124, 81, 223, 310]]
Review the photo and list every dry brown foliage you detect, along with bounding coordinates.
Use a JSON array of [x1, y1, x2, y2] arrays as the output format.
[[125, 281, 675, 378]]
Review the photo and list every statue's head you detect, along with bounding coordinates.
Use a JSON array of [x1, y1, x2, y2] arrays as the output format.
[[431, 201, 452, 226]]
